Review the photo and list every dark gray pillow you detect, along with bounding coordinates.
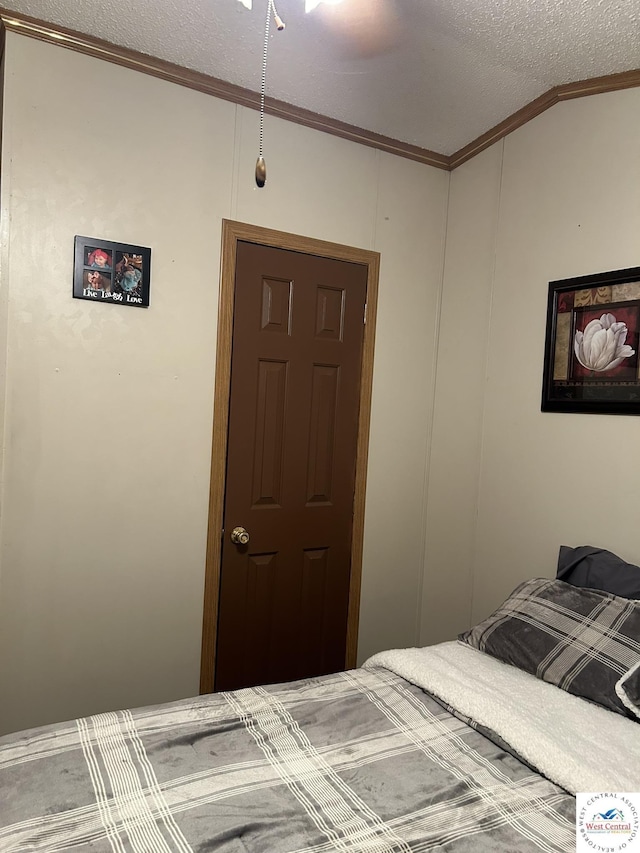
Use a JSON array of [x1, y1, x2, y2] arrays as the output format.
[[459, 578, 640, 718], [557, 545, 640, 599]]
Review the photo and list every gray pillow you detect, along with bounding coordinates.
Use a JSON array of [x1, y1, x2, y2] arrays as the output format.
[[459, 578, 640, 718], [616, 662, 640, 720], [557, 545, 640, 599]]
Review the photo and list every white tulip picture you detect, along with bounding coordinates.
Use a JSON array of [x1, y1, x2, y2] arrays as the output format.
[[574, 312, 635, 373]]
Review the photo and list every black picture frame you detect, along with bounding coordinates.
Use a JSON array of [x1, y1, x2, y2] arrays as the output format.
[[542, 266, 640, 414], [73, 236, 151, 308]]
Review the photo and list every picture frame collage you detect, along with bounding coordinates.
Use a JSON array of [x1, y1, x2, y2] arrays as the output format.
[[73, 236, 151, 308]]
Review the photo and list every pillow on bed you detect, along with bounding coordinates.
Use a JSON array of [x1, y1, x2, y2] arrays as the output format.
[[616, 661, 640, 720], [459, 577, 640, 718], [557, 545, 640, 599]]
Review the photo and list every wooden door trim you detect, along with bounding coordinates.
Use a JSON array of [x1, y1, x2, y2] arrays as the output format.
[[200, 220, 379, 693]]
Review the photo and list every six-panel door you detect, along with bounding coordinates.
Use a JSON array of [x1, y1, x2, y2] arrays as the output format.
[[214, 240, 367, 691]]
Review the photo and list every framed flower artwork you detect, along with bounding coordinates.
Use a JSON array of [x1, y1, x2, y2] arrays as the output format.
[[541, 266, 640, 414]]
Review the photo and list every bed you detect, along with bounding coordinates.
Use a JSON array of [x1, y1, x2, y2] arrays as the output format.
[[1, 549, 639, 852]]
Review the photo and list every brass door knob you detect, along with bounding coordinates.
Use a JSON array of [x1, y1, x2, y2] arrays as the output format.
[[230, 526, 250, 545]]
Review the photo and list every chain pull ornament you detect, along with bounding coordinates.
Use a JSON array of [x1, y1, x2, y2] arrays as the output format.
[[256, 0, 285, 187]]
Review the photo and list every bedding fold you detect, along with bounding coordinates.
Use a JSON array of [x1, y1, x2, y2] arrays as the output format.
[[364, 641, 640, 795]]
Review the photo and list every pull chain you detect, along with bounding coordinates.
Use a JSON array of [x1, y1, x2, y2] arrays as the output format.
[[256, 0, 284, 187]]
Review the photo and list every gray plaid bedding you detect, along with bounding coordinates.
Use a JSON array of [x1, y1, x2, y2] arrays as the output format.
[[0, 664, 576, 852]]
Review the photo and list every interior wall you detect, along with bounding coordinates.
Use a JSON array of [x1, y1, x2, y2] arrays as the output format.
[[428, 87, 640, 634], [0, 33, 449, 734], [0, 51, 9, 595], [420, 141, 502, 645]]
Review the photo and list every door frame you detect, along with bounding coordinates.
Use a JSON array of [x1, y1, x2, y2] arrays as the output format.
[[199, 220, 380, 693]]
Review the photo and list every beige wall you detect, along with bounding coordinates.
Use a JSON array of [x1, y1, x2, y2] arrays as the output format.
[[7, 29, 636, 736], [428, 87, 640, 636], [420, 142, 502, 645], [0, 34, 449, 734]]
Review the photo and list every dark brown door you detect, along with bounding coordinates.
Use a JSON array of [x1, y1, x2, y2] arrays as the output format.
[[214, 241, 367, 691]]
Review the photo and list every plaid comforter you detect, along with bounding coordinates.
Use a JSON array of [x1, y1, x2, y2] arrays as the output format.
[[0, 665, 575, 852]]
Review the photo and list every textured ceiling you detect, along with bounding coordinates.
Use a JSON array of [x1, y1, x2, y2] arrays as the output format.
[[5, 0, 640, 154]]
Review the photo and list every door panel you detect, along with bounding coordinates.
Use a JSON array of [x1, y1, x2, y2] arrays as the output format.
[[214, 241, 367, 691], [252, 359, 287, 507]]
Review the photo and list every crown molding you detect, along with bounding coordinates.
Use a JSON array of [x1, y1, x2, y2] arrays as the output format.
[[449, 68, 640, 170], [1, 8, 640, 173], [0, 8, 450, 171]]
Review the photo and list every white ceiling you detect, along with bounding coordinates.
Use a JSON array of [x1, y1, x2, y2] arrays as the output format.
[[7, 0, 640, 155]]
